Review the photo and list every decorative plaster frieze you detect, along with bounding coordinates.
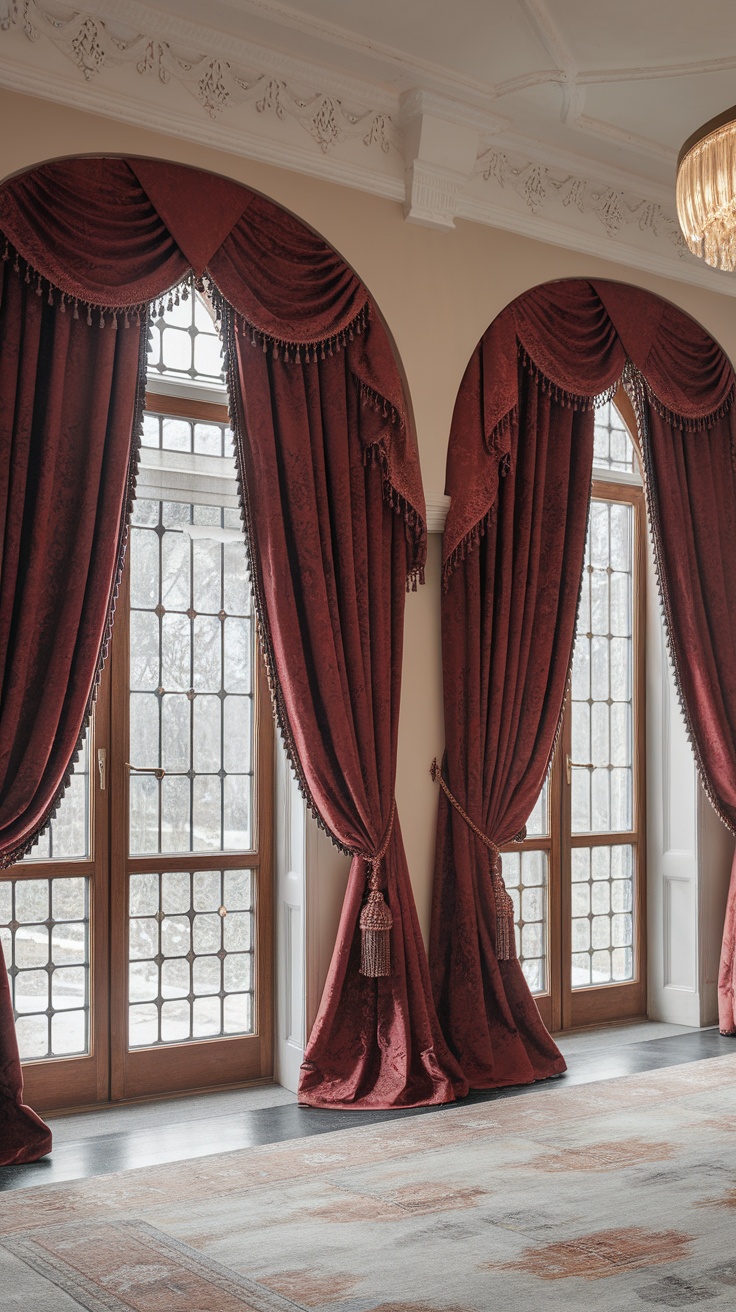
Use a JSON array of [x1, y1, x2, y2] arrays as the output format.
[[0, 1, 734, 296], [0, 0, 398, 155], [473, 146, 688, 257]]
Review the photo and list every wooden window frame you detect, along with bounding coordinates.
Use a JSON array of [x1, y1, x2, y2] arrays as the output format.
[[505, 424, 647, 1035], [16, 671, 111, 1113]]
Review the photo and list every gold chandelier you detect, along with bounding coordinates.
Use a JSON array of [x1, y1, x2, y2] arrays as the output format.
[[677, 106, 736, 271]]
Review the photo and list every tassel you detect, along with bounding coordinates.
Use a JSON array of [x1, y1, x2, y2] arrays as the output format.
[[359, 862, 393, 977], [491, 854, 516, 961]]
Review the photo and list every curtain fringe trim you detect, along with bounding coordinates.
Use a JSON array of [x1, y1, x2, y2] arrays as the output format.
[[207, 275, 370, 360], [443, 340, 621, 588], [443, 503, 498, 590], [221, 299, 410, 907], [482, 406, 516, 457], [518, 342, 619, 413], [0, 234, 191, 326], [444, 337, 734, 588], [0, 311, 149, 868], [626, 364, 736, 837], [642, 379, 736, 434], [362, 441, 426, 590]]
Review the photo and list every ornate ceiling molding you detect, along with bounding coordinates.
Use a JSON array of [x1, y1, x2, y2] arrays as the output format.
[[0, 0, 399, 155], [472, 146, 688, 258], [0, 0, 734, 297]]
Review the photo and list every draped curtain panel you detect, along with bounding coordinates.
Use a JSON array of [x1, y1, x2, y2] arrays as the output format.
[[227, 317, 466, 1107], [431, 365, 593, 1087], [0, 240, 145, 1163], [0, 157, 458, 1160], [435, 277, 736, 1088]]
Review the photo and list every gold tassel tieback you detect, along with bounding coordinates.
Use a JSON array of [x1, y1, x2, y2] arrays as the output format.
[[430, 758, 521, 962], [491, 855, 516, 962], [358, 801, 396, 978], [360, 866, 393, 977]]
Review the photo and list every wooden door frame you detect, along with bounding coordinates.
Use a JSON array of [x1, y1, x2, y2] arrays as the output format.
[[17, 667, 111, 1114], [563, 479, 647, 1029], [108, 541, 274, 1104]]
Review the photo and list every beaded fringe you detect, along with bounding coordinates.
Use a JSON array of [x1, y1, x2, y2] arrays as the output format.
[[518, 343, 619, 413], [362, 442, 426, 590], [644, 380, 735, 434], [0, 234, 182, 327], [206, 276, 370, 361]]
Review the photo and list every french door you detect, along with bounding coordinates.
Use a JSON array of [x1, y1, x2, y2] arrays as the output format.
[[2, 712, 111, 1112], [3, 287, 273, 1111], [109, 487, 273, 1102], [505, 402, 647, 1032]]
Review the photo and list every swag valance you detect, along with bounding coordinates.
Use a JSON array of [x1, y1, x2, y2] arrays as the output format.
[[0, 156, 457, 1166], [443, 278, 736, 580]]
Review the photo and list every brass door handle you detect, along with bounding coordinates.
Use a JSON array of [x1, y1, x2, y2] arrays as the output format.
[[125, 762, 165, 780], [565, 755, 594, 785], [97, 748, 107, 791]]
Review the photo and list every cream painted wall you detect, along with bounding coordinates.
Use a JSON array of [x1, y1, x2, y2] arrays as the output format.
[[3, 86, 736, 997]]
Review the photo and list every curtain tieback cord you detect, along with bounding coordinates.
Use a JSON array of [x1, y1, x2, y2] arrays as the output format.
[[357, 798, 396, 979], [430, 759, 521, 962]]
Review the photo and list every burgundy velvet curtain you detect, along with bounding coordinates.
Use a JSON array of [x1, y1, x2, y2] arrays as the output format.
[[0, 221, 147, 1163], [227, 315, 467, 1107], [0, 155, 457, 1149], [431, 365, 593, 1086], [436, 277, 736, 1086]]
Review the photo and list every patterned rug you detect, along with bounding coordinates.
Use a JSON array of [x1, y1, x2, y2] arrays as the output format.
[[3, 1055, 736, 1310]]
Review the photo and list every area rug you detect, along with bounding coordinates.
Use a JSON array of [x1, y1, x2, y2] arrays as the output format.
[[3, 1055, 736, 1310]]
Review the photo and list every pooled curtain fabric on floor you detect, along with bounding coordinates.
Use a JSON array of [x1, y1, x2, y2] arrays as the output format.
[[0, 157, 461, 1155], [434, 278, 736, 1087]]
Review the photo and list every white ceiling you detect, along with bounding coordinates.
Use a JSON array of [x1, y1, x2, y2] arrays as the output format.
[[151, 0, 736, 187]]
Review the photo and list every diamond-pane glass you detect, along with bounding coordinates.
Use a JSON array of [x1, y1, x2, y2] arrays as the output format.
[[504, 850, 548, 995], [571, 498, 634, 835], [571, 844, 635, 987], [21, 731, 91, 862], [146, 288, 225, 389], [0, 877, 89, 1059], [128, 868, 254, 1047], [525, 782, 549, 838], [593, 401, 637, 474], [129, 499, 254, 856]]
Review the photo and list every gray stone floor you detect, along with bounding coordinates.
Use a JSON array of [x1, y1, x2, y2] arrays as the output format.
[[3, 1021, 732, 1192]]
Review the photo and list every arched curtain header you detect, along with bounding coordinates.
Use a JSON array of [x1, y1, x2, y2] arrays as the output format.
[[444, 278, 736, 579], [0, 157, 424, 577], [0, 158, 368, 341]]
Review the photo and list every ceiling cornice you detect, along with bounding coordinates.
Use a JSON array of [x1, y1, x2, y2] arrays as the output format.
[[1, 0, 734, 299], [95, 0, 399, 110], [0, 53, 405, 196]]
